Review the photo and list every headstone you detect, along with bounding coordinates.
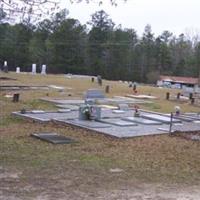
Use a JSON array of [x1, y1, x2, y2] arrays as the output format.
[[16, 67, 20, 73], [189, 93, 193, 100], [129, 82, 133, 87], [191, 98, 195, 104], [13, 93, 20, 102], [32, 63, 36, 74], [177, 93, 180, 99], [85, 89, 105, 100], [133, 82, 137, 91], [3, 61, 8, 73], [97, 75, 102, 86], [105, 85, 110, 93], [166, 92, 170, 100], [41, 64, 46, 75], [91, 77, 94, 82], [118, 103, 129, 111]]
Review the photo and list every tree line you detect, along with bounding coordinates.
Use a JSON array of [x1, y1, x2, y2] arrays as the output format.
[[0, 9, 200, 83]]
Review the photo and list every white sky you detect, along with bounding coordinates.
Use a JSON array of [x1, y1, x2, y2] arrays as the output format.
[[60, 0, 200, 37]]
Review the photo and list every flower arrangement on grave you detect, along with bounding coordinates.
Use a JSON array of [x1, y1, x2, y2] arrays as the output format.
[[174, 106, 181, 116], [134, 105, 140, 117], [82, 105, 91, 120]]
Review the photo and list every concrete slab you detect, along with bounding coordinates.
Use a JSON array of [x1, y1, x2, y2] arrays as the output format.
[[99, 118, 137, 126], [54, 118, 170, 138], [13, 111, 77, 122], [112, 110, 125, 114], [141, 113, 181, 124], [41, 98, 84, 105], [126, 94, 157, 99], [31, 133, 75, 144], [56, 104, 79, 110], [181, 114, 200, 121], [58, 119, 111, 128], [13, 109, 200, 138], [58, 109, 71, 113], [123, 117, 162, 125]]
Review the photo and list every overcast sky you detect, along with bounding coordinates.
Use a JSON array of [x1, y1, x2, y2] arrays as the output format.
[[60, 0, 200, 37]]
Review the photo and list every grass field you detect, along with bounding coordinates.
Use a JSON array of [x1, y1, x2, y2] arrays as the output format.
[[0, 72, 200, 199]]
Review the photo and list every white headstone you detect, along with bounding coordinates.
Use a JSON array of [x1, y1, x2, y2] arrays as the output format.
[[4, 61, 7, 66], [16, 67, 20, 73], [41, 64, 46, 75], [32, 64, 36, 74]]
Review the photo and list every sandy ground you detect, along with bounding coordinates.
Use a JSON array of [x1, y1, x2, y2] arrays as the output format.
[[0, 167, 200, 200]]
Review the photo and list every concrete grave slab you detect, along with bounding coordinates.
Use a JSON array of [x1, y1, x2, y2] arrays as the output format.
[[56, 104, 79, 111], [31, 110, 45, 114], [13, 111, 77, 122], [101, 109, 133, 118], [181, 114, 200, 121], [84, 89, 105, 99], [41, 98, 84, 105], [54, 118, 171, 138], [165, 114, 194, 122], [58, 119, 111, 128], [58, 109, 71, 113], [123, 117, 162, 125], [172, 122, 200, 132], [141, 113, 181, 124], [112, 110, 125, 114], [31, 133, 75, 144], [126, 94, 157, 100], [99, 118, 137, 126]]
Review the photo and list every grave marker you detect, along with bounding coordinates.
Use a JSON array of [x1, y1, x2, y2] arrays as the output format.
[[31, 133, 76, 144], [16, 67, 20, 73], [41, 64, 46, 75], [32, 64, 36, 74]]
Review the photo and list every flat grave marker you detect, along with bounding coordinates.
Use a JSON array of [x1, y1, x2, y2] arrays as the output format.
[[141, 113, 181, 123], [59, 119, 111, 128], [123, 117, 162, 125], [31, 133, 75, 144], [99, 118, 137, 126]]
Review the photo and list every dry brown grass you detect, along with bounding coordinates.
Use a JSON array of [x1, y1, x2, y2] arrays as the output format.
[[0, 72, 200, 199]]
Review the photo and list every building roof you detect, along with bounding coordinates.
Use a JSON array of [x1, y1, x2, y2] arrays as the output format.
[[159, 75, 199, 85]]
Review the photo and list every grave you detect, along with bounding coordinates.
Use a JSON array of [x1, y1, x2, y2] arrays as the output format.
[[112, 110, 125, 114], [56, 104, 79, 111], [181, 114, 200, 121], [166, 114, 194, 122], [3, 61, 8, 72], [13, 111, 77, 122], [62, 119, 111, 128], [99, 118, 137, 126], [41, 98, 84, 105], [123, 117, 162, 125], [118, 103, 129, 111], [141, 113, 181, 123], [84, 89, 105, 100], [58, 109, 71, 113], [32, 64, 36, 74], [41, 64, 46, 75], [31, 133, 75, 144], [16, 67, 20, 73]]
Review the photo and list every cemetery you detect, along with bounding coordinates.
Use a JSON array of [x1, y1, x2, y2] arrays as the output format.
[[1, 71, 200, 199], [1, 2, 200, 198]]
